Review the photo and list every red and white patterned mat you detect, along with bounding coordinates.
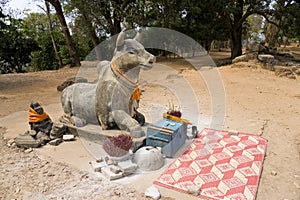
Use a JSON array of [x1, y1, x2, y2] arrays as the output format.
[[154, 128, 267, 200]]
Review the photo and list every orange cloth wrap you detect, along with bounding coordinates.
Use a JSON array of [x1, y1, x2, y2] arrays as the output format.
[[28, 107, 49, 123], [131, 87, 141, 101]]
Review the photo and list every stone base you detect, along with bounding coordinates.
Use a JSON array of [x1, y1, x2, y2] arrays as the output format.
[[64, 123, 146, 152]]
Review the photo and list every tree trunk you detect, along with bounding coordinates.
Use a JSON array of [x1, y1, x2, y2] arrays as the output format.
[[265, 21, 280, 48], [112, 15, 121, 35], [81, 12, 101, 60], [46, 0, 81, 67], [230, 0, 244, 59], [45, 1, 63, 68], [231, 26, 243, 59]]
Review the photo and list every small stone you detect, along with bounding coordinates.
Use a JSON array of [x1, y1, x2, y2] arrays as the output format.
[[36, 131, 50, 144], [90, 160, 106, 172], [101, 166, 123, 180], [15, 188, 20, 193], [232, 55, 248, 63], [24, 148, 33, 153], [228, 130, 239, 136], [187, 185, 201, 195], [118, 160, 137, 175], [50, 122, 67, 138], [49, 138, 63, 146], [145, 185, 161, 200], [293, 182, 300, 189], [63, 134, 75, 141], [29, 130, 37, 136], [110, 165, 122, 174], [7, 138, 15, 147], [271, 171, 277, 176]]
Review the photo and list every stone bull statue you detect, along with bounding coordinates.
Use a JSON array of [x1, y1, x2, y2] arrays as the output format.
[[61, 30, 155, 138]]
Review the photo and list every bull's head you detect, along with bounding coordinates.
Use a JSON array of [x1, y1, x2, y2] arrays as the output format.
[[112, 30, 155, 73]]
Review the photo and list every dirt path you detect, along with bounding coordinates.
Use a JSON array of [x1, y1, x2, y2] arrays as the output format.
[[0, 59, 300, 200]]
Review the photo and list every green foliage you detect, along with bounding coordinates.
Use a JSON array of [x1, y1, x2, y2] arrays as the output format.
[[281, 1, 300, 41], [0, 14, 38, 73], [23, 13, 64, 71], [2, 0, 300, 73]]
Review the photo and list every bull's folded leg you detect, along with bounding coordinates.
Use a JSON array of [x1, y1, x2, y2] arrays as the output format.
[[111, 110, 145, 138]]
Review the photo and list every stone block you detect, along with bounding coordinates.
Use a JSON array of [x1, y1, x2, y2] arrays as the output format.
[[15, 133, 41, 148], [110, 165, 122, 174], [90, 160, 106, 172], [63, 134, 75, 141], [145, 185, 160, 200], [232, 55, 248, 63], [50, 122, 67, 138], [101, 166, 123, 180], [117, 160, 137, 175], [49, 138, 63, 146]]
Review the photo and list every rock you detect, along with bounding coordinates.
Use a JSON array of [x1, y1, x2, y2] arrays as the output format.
[[90, 160, 107, 172], [286, 73, 296, 79], [50, 122, 67, 138], [36, 131, 50, 145], [96, 157, 104, 162], [187, 185, 201, 195], [294, 68, 300, 76], [258, 54, 276, 71], [101, 166, 123, 180], [232, 55, 248, 63], [15, 133, 41, 148], [24, 148, 33, 153], [7, 138, 15, 147], [49, 138, 63, 146], [15, 188, 20, 193], [29, 130, 37, 136], [57, 77, 88, 91], [294, 182, 300, 189], [231, 62, 258, 69], [134, 146, 164, 171], [258, 54, 274, 62], [145, 185, 161, 200], [275, 66, 296, 79], [118, 160, 138, 175], [63, 134, 75, 141], [110, 165, 122, 174], [228, 130, 239, 136], [271, 170, 277, 176]]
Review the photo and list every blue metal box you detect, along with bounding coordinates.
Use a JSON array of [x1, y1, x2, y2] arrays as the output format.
[[146, 119, 187, 157]]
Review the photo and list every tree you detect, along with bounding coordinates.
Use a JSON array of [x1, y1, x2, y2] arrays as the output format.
[[0, 13, 39, 73], [45, 1, 63, 68], [64, 0, 102, 59], [202, 0, 273, 58], [277, 0, 300, 43], [46, 0, 81, 66], [22, 12, 66, 70]]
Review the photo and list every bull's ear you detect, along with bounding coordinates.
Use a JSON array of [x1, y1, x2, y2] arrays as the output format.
[[116, 29, 126, 47]]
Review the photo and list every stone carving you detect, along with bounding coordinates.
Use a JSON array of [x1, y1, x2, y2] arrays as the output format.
[[61, 30, 155, 138]]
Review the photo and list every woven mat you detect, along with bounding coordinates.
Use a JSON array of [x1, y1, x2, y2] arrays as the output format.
[[154, 128, 267, 200]]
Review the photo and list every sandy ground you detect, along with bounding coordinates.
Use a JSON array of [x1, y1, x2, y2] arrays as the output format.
[[0, 56, 300, 200]]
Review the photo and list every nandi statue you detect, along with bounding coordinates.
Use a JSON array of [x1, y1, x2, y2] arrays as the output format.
[[61, 30, 155, 138]]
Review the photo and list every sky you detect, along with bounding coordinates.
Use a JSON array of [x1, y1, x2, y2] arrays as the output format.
[[7, 0, 42, 17]]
